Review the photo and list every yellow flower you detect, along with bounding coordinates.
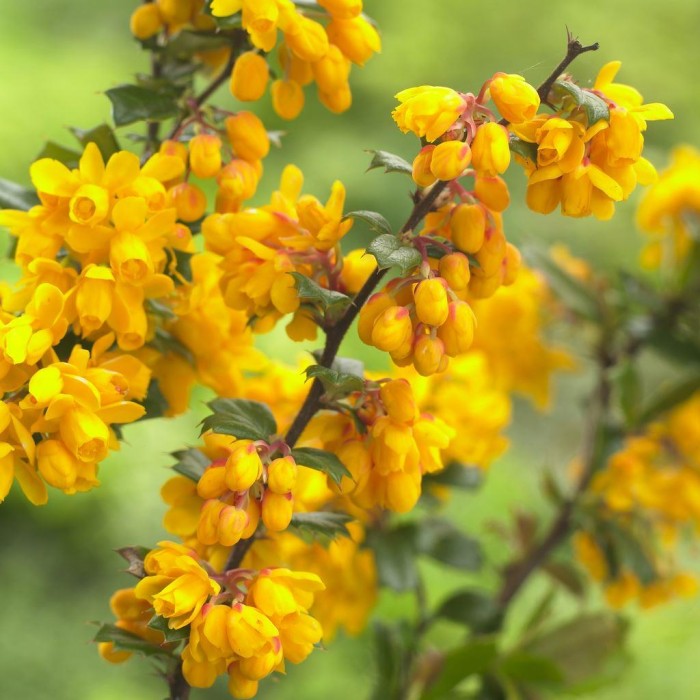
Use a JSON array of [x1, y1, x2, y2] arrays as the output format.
[[392, 86, 467, 142], [225, 111, 270, 163], [430, 140, 472, 181], [230, 51, 269, 101], [489, 72, 540, 124], [471, 122, 511, 176]]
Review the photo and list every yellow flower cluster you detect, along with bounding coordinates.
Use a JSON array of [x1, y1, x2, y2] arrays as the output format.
[[514, 62, 673, 219], [637, 145, 700, 268]]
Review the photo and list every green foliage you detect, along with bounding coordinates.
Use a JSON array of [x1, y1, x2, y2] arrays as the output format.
[[637, 372, 700, 425], [0, 178, 39, 210], [345, 209, 393, 236], [304, 363, 364, 400], [171, 447, 210, 482], [367, 233, 423, 275], [435, 589, 503, 634], [105, 84, 181, 127], [288, 512, 354, 543], [371, 622, 408, 700], [290, 446, 352, 486], [200, 398, 277, 441], [69, 123, 121, 159], [508, 136, 538, 165], [553, 80, 611, 126], [147, 615, 190, 644], [93, 624, 171, 658], [423, 462, 483, 490], [290, 272, 352, 316], [365, 149, 413, 176], [36, 142, 81, 167]]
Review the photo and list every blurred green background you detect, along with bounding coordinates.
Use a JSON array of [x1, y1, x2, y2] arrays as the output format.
[[1, 1, 699, 699]]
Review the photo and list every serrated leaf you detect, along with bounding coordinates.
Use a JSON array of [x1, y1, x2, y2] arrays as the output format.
[[0, 178, 40, 211], [36, 141, 81, 167], [171, 447, 210, 482], [553, 81, 610, 126], [147, 615, 191, 643], [106, 84, 181, 127], [290, 446, 352, 486], [344, 209, 393, 236], [163, 30, 232, 58], [366, 524, 419, 592], [290, 272, 352, 315], [200, 398, 277, 441], [416, 518, 482, 571], [423, 462, 483, 490], [288, 511, 353, 542], [139, 379, 169, 421], [93, 623, 171, 657], [367, 233, 422, 275], [365, 149, 413, 176], [70, 123, 121, 159], [637, 373, 700, 425], [435, 589, 503, 634], [305, 364, 364, 400], [509, 136, 538, 165]]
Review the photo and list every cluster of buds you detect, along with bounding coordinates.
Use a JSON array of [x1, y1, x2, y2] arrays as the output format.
[[131, 0, 380, 121], [308, 378, 454, 512]]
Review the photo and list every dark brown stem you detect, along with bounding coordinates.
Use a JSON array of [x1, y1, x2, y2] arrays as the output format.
[[167, 659, 191, 700]]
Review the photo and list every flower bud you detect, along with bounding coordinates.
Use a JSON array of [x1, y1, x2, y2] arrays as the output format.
[[60, 407, 109, 463], [502, 243, 521, 285], [326, 16, 381, 66], [230, 52, 269, 101], [475, 229, 507, 276], [261, 490, 294, 532], [225, 440, 263, 492], [358, 291, 394, 344], [413, 335, 445, 376], [489, 72, 540, 124], [336, 440, 371, 494], [130, 3, 162, 40], [380, 378, 417, 423], [312, 44, 351, 94], [197, 464, 227, 500], [471, 122, 511, 175], [439, 252, 471, 290], [414, 278, 449, 327], [37, 439, 79, 491], [340, 249, 374, 294], [217, 505, 249, 547], [267, 456, 297, 494], [285, 15, 329, 62], [225, 112, 270, 162], [197, 499, 226, 545], [318, 0, 362, 19], [468, 271, 501, 298], [412, 145, 437, 187], [437, 301, 476, 356], [168, 182, 207, 222], [189, 134, 222, 179], [384, 469, 421, 513], [430, 140, 471, 181], [371, 306, 413, 352], [450, 203, 486, 253], [271, 79, 305, 120], [474, 174, 510, 212]]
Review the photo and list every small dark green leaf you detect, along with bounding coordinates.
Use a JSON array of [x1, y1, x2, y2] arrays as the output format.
[[106, 84, 181, 127], [646, 329, 700, 366], [553, 81, 610, 126], [423, 462, 483, 490], [290, 446, 352, 486], [498, 652, 564, 686], [541, 561, 586, 597], [371, 622, 406, 700], [365, 149, 413, 176], [417, 518, 482, 571], [171, 448, 210, 482], [367, 233, 422, 275], [613, 360, 642, 427], [139, 380, 169, 421], [345, 209, 392, 236], [435, 589, 503, 634], [288, 511, 353, 542], [305, 364, 364, 400], [366, 524, 419, 592], [421, 639, 498, 700], [163, 30, 232, 58], [290, 272, 352, 315], [0, 178, 40, 211], [36, 142, 81, 167], [200, 398, 277, 441], [637, 373, 700, 425], [93, 623, 171, 657], [70, 123, 121, 159], [147, 615, 191, 643], [150, 327, 195, 365], [509, 136, 538, 165]]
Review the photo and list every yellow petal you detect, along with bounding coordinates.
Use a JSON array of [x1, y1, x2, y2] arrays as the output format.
[[633, 102, 674, 121], [15, 462, 48, 505], [594, 60, 621, 90], [27, 283, 64, 328], [30, 159, 79, 197], [29, 366, 64, 404], [141, 154, 185, 182], [588, 165, 623, 201], [112, 197, 148, 231], [61, 375, 101, 412], [79, 142, 106, 183], [103, 151, 140, 191], [98, 401, 146, 424]]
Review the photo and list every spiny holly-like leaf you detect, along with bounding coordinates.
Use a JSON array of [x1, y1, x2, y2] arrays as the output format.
[[163, 30, 232, 58], [70, 123, 121, 159], [36, 142, 81, 167], [422, 462, 483, 490], [553, 80, 610, 127], [288, 511, 354, 542], [435, 589, 503, 634], [290, 446, 351, 486], [367, 233, 422, 275], [344, 210, 392, 236], [0, 178, 39, 211], [171, 447, 210, 482], [116, 546, 150, 579], [365, 149, 413, 176], [509, 135, 538, 165], [147, 615, 191, 644], [105, 84, 181, 127], [290, 272, 352, 314], [93, 624, 172, 657], [305, 364, 364, 400], [200, 398, 277, 441]]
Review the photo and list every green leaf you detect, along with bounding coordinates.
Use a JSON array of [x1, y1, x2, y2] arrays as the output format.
[[171, 447, 210, 482], [423, 462, 483, 490], [105, 84, 181, 127], [150, 327, 195, 365], [289, 272, 352, 315], [553, 81, 610, 127], [637, 373, 700, 425], [0, 178, 39, 211], [290, 446, 352, 486], [305, 364, 364, 400], [416, 518, 482, 571], [435, 589, 503, 634], [498, 652, 564, 686], [366, 524, 419, 592], [163, 30, 232, 58], [600, 521, 657, 585], [508, 136, 538, 165], [421, 639, 498, 700], [200, 398, 277, 441], [541, 561, 586, 597], [147, 615, 191, 643], [367, 233, 422, 275], [612, 360, 641, 427], [36, 141, 81, 167], [70, 123, 121, 159], [371, 622, 406, 700], [288, 511, 354, 542], [526, 247, 601, 322], [166, 248, 194, 283], [93, 623, 172, 657], [646, 328, 700, 366], [140, 379, 169, 421], [344, 209, 393, 236], [365, 149, 413, 176]]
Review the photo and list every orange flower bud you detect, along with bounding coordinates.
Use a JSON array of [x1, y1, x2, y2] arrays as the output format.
[[197, 464, 227, 500], [380, 378, 417, 423], [430, 140, 471, 181], [336, 440, 371, 494], [412, 146, 437, 188], [267, 456, 297, 494], [285, 15, 329, 62], [230, 52, 269, 101], [439, 252, 471, 290], [312, 44, 351, 94], [475, 229, 506, 276], [225, 112, 270, 162], [468, 271, 502, 298], [340, 249, 375, 294], [471, 122, 511, 176], [414, 278, 449, 327], [197, 499, 226, 545], [271, 79, 305, 120], [130, 3, 163, 40], [450, 203, 486, 253], [502, 243, 521, 285], [262, 490, 294, 531], [413, 335, 445, 376], [318, 0, 362, 19], [437, 301, 476, 356], [489, 72, 540, 124], [225, 440, 263, 492], [474, 174, 510, 212], [326, 16, 381, 66], [371, 306, 413, 352], [217, 505, 249, 547], [168, 182, 207, 222], [189, 134, 222, 179], [358, 292, 394, 345]]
